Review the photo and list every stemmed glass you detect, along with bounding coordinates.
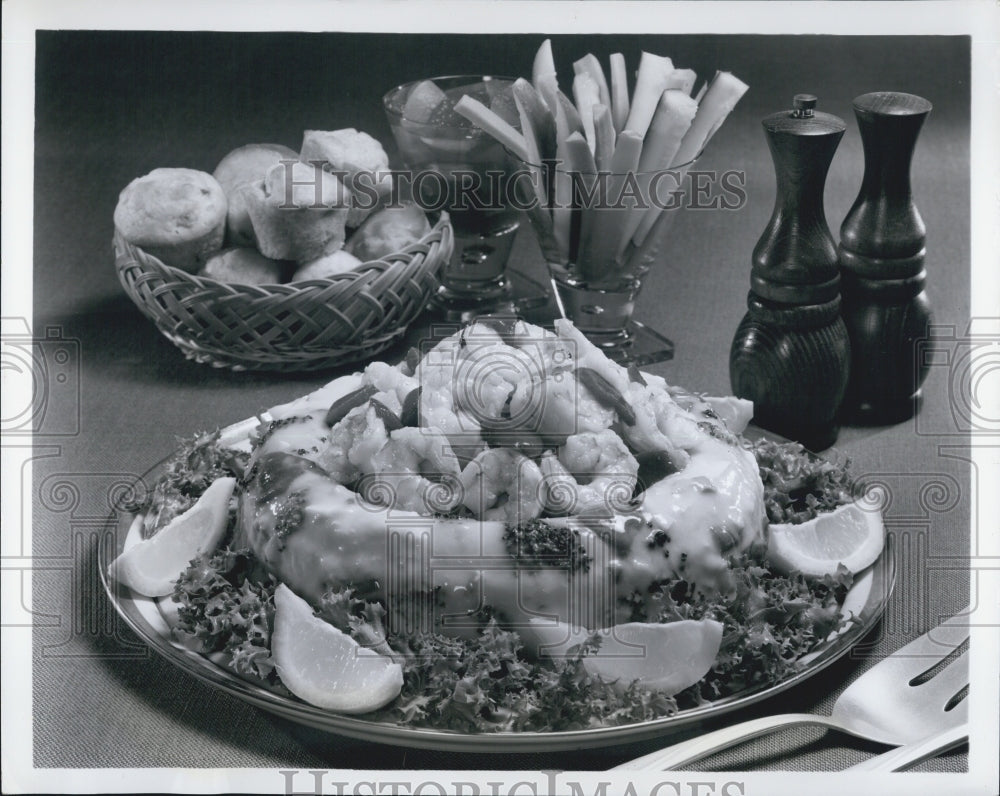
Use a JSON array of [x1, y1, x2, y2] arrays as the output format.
[[383, 76, 548, 321]]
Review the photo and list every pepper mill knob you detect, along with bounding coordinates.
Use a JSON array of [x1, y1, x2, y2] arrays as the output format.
[[839, 91, 933, 422], [750, 93, 847, 306], [730, 96, 851, 451]]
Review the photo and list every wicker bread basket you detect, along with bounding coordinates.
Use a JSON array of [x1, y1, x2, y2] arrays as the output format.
[[115, 213, 452, 372]]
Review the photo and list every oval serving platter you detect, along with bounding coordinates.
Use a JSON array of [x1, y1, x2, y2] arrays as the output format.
[[99, 388, 895, 754]]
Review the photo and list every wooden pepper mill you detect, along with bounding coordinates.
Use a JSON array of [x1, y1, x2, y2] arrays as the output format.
[[839, 92, 933, 422], [730, 94, 851, 451]]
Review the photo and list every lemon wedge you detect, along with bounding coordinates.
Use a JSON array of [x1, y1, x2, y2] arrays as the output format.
[[272, 584, 403, 713], [521, 617, 723, 696], [581, 620, 724, 695], [704, 395, 754, 433], [766, 499, 885, 578], [109, 476, 235, 596]]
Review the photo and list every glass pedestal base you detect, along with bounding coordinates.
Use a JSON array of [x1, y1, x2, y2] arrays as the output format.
[[431, 265, 550, 323]]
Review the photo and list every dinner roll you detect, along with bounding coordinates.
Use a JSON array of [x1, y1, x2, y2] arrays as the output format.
[[345, 202, 431, 262], [213, 143, 298, 247], [200, 247, 288, 285], [245, 161, 351, 262], [114, 168, 227, 272], [300, 129, 393, 227], [290, 250, 363, 282]]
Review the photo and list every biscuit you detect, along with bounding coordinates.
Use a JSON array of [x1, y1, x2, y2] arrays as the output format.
[[114, 168, 227, 272], [245, 161, 351, 262], [290, 250, 363, 282], [345, 202, 431, 262], [300, 129, 393, 227], [213, 143, 298, 247], [200, 247, 288, 285]]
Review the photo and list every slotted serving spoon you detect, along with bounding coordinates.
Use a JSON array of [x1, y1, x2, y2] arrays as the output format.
[[614, 606, 971, 771]]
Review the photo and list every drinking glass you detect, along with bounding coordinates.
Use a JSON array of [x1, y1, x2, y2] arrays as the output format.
[[383, 75, 547, 321], [513, 153, 699, 365]]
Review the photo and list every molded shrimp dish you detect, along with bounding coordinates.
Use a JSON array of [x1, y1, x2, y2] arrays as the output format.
[[115, 318, 882, 726]]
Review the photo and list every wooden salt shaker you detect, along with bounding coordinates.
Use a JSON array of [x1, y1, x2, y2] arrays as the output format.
[[730, 95, 851, 451], [839, 92, 933, 422]]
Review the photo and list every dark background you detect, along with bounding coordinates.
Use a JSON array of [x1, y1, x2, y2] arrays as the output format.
[[30, 30, 971, 772]]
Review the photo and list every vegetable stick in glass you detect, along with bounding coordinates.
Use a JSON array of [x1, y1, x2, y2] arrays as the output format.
[[551, 138, 574, 263], [593, 104, 616, 173], [624, 169, 692, 277], [665, 68, 697, 96], [632, 72, 748, 246], [558, 89, 585, 135], [574, 53, 611, 109], [532, 39, 558, 89], [632, 159, 696, 247], [513, 90, 549, 212], [537, 75, 570, 146], [577, 129, 642, 283], [623, 52, 675, 138], [673, 71, 749, 167], [609, 53, 630, 133], [538, 75, 583, 138], [572, 72, 602, 154], [513, 78, 557, 164], [563, 130, 599, 260], [535, 75, 572, 208], [453, 95, 530, 163], [620, 89, 698, 251]]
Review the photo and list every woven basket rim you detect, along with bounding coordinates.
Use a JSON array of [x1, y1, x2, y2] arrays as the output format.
[[114, 210, 452, 372], [113, 210, 451, 295]]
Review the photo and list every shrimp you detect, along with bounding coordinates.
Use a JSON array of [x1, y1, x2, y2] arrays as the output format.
[[317, 402, 391, 485], [459, 447, 544, 524], [624, 434, 765, 595], [614, 382, 692, 468], [413, 322, 508, 448], [507, 369, 615, 446], [477, 317, 576, 379], [362, 361, 418, 415], [361, 426, 462, 514], [539, 430, 639, 515]]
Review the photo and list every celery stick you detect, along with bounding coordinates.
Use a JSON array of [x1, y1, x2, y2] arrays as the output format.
[[665, 68, 697, 96], [674, 71, 749, 167], [621, 89, 698, 251], [532, 39, 558, 90], [577, 129, 642, 283], [609, 53, 630, 133], [453, 95, 530, 162], [552, 137, 574, 263], [513, 78, 557, 164], [513, 89, 548, 209], [623, 52, 674, 138], [573, 53, 611, 109], [624, 163, 694, 275], [572, 72, 602, 154], [537, 75, 570, 146], [593, 104, 616, 173], [558, 89, 585, 136], [564, 131, 599, 261]]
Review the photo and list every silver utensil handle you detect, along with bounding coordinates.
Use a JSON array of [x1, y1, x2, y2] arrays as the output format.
[[845, 724, 969, 772], [610, 713, 841, 771]]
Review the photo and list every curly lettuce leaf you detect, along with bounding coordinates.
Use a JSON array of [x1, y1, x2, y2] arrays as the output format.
[[128, 430, 249, 538], [171, 548, 278, 682]]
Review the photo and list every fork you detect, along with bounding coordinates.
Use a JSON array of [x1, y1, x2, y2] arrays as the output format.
[[845, 723, 969, 771], [612, 606, 971, 771]]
